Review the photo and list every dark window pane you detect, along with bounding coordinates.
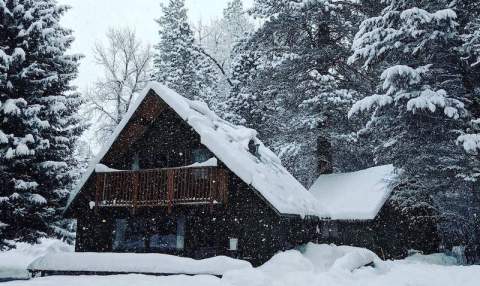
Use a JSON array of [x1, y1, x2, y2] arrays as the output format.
[[112, 217, 186, 252], [192, 148, 211, 163]]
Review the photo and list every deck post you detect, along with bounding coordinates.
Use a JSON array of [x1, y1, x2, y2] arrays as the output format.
[[132, 172, 139, 214], [167, 169, 175, 213], [94, 173, 103, 213]]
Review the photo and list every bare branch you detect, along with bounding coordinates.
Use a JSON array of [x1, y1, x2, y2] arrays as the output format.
[[195, 46, 233, 87], [83, 26, 152, 143]]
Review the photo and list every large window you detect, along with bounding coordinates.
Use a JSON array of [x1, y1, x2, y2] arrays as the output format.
[[112, 216, 185, 252]]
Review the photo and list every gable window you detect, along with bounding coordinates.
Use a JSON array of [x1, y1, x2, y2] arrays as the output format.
[[191, 148, 212, 178], [131, 152, 140, 170], [192, 148, 211, 164]]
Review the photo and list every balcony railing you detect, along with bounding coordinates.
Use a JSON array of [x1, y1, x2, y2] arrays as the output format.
[[94, 167, 229, 211]]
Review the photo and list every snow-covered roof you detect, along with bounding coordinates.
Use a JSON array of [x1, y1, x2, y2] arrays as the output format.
[[66, 82, 328, 218], [309, 165, 396, 220]]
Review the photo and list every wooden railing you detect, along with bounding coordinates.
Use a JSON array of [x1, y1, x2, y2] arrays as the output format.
[[94, 167, 229, 211]]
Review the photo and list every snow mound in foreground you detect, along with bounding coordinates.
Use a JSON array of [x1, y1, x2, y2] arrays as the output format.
[[3, 241, 479, 286], [301, 243, 380, 272], [28, 252, 252, 276], [223, 244, 380, 286], [0, 239, 72, 279], [223, 244, 479, 286]]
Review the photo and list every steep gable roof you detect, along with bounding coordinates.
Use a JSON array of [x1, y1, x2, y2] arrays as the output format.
[[309, 165, 397, 220], [66, 83, 328, 218]]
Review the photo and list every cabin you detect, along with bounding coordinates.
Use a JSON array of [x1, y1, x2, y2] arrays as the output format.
[[64, 83, 328, 266], [64, 83, 439, 269], [308, 165, 440, 259]]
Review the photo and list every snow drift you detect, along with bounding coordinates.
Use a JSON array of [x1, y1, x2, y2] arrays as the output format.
[[28, 252, 251, 276]]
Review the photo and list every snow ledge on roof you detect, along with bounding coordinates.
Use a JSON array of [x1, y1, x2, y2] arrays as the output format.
[[309, 165, 397, 220]]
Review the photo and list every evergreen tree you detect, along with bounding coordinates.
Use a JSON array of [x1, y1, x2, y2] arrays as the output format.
[[348, 0, 474, 247], [153, 0, 217, 102], [226, 0, 371, 185], [0, 0, 83, 249], [456, 0, 480, 181]]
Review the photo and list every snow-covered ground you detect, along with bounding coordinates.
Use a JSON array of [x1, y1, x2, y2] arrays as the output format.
[[1, 241, 479, 286], [0, 239, 73, 280]]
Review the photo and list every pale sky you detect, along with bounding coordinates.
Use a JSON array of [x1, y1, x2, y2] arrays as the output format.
[[58, 0, 253, 90]]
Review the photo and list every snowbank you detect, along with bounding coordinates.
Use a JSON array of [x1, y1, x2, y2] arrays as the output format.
[[0, 239, 72, 280], [28, 252, 252, 276], [3, 243, 480, 286], [3, 274, 223, 286], [301, 243, 380, 272], [405, 252, 458, 265], [223, 244, 479, 286], [309, 164, 396, 219]]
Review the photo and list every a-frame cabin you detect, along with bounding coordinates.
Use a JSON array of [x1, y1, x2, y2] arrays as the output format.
[[64, 83, 327, 266]]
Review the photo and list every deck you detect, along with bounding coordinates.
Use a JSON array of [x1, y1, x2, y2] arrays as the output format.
[[94, 166, 229, 210]]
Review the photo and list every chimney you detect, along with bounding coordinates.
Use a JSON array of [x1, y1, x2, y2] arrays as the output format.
[[317, 136, 333, 175]]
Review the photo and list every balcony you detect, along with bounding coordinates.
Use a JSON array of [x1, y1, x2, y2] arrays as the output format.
[[94, 166, 229, 211]]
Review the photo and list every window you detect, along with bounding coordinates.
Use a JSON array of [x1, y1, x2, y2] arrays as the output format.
[[148, 217, 177, 251], [192, 148, 211, 164], [112, 218, 146, 251], [131, 152, 140, 170], [191, 148, 212, 178], [112, 216, 186, 252], [321, 221, 339, 239], [176, 216, 185, 250]]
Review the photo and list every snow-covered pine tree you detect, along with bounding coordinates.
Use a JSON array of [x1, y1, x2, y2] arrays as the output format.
[[456, 0, 480, 181], [226, 0, 372, 185], [0, 0, 83, 249], [348, 0, 475, 248], [153, 0, 217, 102]]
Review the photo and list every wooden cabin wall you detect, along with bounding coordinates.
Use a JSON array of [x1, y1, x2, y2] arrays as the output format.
[[75, 210, 114, 252], [225, 176, 291, 265], [72, 171, 290, 266], [305, 201, 440, 260], [105, 102, 210, 171]]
